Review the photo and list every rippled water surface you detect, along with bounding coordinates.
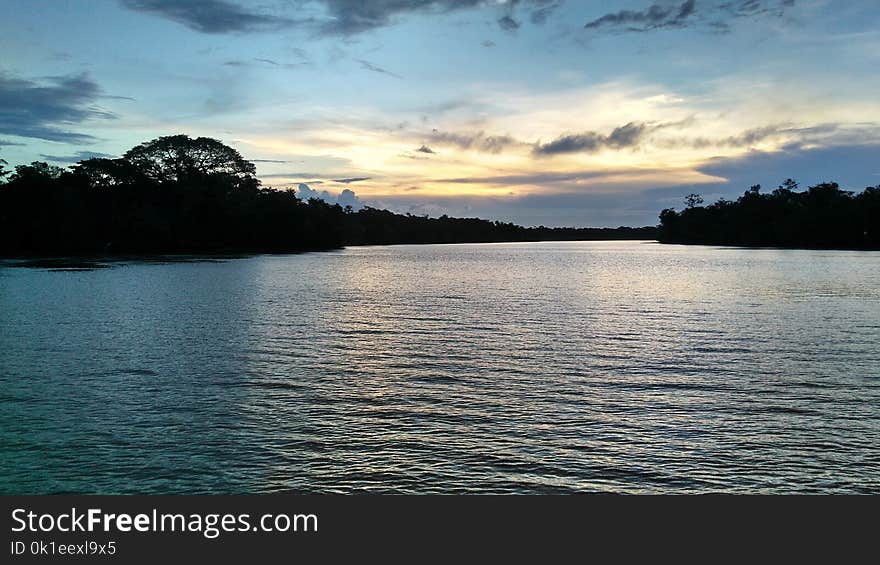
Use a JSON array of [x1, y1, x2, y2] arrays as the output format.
[[1, 241, 879, 493]]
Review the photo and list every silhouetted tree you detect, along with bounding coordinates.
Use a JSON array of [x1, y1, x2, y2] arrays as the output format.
[[659, 179, 878, 249], [123, 135, 257, 187], [9, 161, 64, 183], [684, 193, 704, 208]]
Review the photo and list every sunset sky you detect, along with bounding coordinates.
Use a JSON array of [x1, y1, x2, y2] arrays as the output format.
[[2, 0, 879, 226]]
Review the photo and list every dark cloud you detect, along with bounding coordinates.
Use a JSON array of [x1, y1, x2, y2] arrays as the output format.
[[584, 0, 696, 32], [429, 130, 521, 153], [252, 159, 292, 163], [40, 151, 116, 163], [416, 145, 436, 154], [123, 0, 566, 37], [498, 15, 521, 31], [0, 72, 113, 144], [496, 0, 560, 30], [583, 0, 795, 34], [481, 39, 496, 47], [355, 59, 402, 79], [534, 122, 650, 155], [332, 177, 371, 183], [309, 0, 561, 36], [720, 0, 795, 18], [310, 0, 479, 35], [119, 0, 296, 34]]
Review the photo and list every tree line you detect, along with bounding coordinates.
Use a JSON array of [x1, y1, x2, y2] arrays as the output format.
[[658, 180, 880, 249], [0, 135, 656, 257]]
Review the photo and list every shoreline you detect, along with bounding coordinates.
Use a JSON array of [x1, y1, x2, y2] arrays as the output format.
[[7, 238, 880, 269]]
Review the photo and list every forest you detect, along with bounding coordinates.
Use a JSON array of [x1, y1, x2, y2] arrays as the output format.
[[658, 180, 880, 249], [0, 135, 655, 257]]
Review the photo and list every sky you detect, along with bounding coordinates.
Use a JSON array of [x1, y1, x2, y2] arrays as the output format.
[[1, 0, 879, 227]]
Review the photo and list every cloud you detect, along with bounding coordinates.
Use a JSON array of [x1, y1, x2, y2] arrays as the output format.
[[337, 188, 362, 209], [223, 57, 309, 70], [307, 0, 560, 36], [583, 0, 795, 34], [658, 122, 880, 151], [584, 0, 696, 32], [481, 39, 497, 47], [354, 59, 403, 79], [429, 130, 522, 153], [39, 151, 116, 163], [497, 0, 562, 31], [119, 0, 296, 33], [498, 15, 520, 31], [435, 167, 674, 187], [121, 0, 569, 37], [252, 158, 292, 163], [416, 145, 436, 154], [0, 72, 113, 143], [332, 177, 371, 183], [532, 120, 876, 156], [534, 122, 650, 155], [0, 139, 25, 147], [296, 183, 364, 210], [529, 1, 561, 24]]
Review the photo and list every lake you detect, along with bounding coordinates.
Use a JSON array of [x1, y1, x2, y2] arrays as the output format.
[[1, 241, 878, 494]]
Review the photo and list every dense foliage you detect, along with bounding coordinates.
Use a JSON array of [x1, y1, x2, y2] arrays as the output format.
[[0, 135, 655, 257], [658, 180, 880, 249]]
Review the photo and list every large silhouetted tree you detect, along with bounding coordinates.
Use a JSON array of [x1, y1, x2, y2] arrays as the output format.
[[123, 135, 257, 186]]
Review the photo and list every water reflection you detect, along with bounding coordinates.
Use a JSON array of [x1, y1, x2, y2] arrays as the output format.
[[1, 242, 879, 493]]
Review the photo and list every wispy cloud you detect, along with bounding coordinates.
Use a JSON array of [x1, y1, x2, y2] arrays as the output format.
[[223, 57, 310, 70], [355, 59, 402, 79]]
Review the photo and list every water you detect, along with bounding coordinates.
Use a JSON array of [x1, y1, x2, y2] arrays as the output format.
[[1, 241, 879, 494]]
